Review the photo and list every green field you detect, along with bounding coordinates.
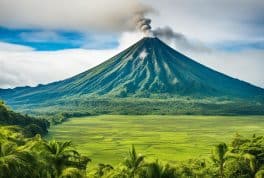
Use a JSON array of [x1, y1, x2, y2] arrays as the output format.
[[47, 115, 264, 166]]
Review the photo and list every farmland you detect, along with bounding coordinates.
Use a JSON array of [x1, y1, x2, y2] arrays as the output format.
[[47, 115, 264, 166]]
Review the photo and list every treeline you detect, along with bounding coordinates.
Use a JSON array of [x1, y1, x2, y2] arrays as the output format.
[[0, 126, 263, 178], [47, 112, 92, 125], [0, 101, 49, 136], [27, 97, 264, 116]]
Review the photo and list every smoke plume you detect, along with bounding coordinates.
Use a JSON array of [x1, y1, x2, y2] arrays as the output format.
[[133, 17, 210, 52], [134, 13, 154, 37], [136, 18, 151, 31], [132, 15, 209, 53], [152, 26, 211, 52]]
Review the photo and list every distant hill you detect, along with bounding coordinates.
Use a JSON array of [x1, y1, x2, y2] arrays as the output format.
[[0, 37, 264, 115], [0, 101, 49, 136]]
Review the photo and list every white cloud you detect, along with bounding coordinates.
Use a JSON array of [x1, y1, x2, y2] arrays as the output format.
[[0, 32, 139, 88], [19, 31, 66, 42], [0, 49, 117, 88], [0, 42, 34, 52], [147, 0, 264, 43], [183, 49, 264, 88]]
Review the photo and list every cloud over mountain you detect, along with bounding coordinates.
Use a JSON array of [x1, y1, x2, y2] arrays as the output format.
[[0, 0, 152, 32]]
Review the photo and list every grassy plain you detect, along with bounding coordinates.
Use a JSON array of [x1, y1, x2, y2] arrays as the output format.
[[47, 115, 264, 166]]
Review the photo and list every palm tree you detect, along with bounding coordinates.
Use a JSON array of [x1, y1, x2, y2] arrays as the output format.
[[255, 169, 264, 178], [59, 167, 84, 178], [230, 152, 263, 178], [211, 143, 228, 178], [142, 160, 176, 178], [41, 140, 81, 178], [242, 153, 256, 175], [242, 153, 264, 178], [124, 145, 145, 177], [96, 163, 114, 177], [0, 142, 36, 178]]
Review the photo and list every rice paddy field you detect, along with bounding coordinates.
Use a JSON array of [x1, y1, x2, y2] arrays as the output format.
[[47, 115, 264, 166]]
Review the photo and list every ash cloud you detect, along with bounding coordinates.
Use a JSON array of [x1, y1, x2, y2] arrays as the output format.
[[134, 15, 153, 36], [153, 26, 211, 53], [132, 14, 210, 52]]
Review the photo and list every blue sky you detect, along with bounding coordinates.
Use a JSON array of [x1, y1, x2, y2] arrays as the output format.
[[0, 27, 120, 50], [1, 25, 263, 52], [213, 40, 264, 52]]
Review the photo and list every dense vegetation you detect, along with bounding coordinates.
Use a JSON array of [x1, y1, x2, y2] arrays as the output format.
[[1, 100, 263, 177], [0, 126, 89, 178], [13, 97, 264, 117], [0, 126, 263, 178], [0, 101, 49, 136]]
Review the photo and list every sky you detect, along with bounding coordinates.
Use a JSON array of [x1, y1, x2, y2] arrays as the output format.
[[0, 0, 263, 88]]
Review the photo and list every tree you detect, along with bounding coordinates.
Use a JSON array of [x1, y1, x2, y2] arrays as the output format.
[[24, 124, 45, 137], [0, 142, 36, 178], [230, 134, 264, 177], [92, 163, 114, 178], [124, 145, 145, 177], [211, 143, 228, 178], [41, 140, 85, 178], [59, 167, 84, 178], [140, 160, 176, 178], [174, 159, 210, 177], [255, 170, 264, 178]]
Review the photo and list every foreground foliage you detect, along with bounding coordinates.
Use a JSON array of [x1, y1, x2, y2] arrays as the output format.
[[0, 125, 263, 178], [0, 126, 90, 178]]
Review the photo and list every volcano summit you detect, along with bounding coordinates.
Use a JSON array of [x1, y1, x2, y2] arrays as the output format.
[[0, 37, 264, 115]]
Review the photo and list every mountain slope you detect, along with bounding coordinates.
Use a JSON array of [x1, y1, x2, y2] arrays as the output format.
[[0, 37, 264, 114]]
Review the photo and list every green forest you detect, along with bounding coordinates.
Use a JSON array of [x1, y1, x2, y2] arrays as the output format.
[[1, 101, 264, 178]]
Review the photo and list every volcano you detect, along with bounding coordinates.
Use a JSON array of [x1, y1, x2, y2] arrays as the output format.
[[1, 37, 264, 115]]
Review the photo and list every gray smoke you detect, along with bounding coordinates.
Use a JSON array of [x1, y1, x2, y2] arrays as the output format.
[[153, 26, 211, 52], [134, 14, 154, 36], [153, 27, 185, 41], [136, 18, 151, 31], [133, 17, 209, 53]]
